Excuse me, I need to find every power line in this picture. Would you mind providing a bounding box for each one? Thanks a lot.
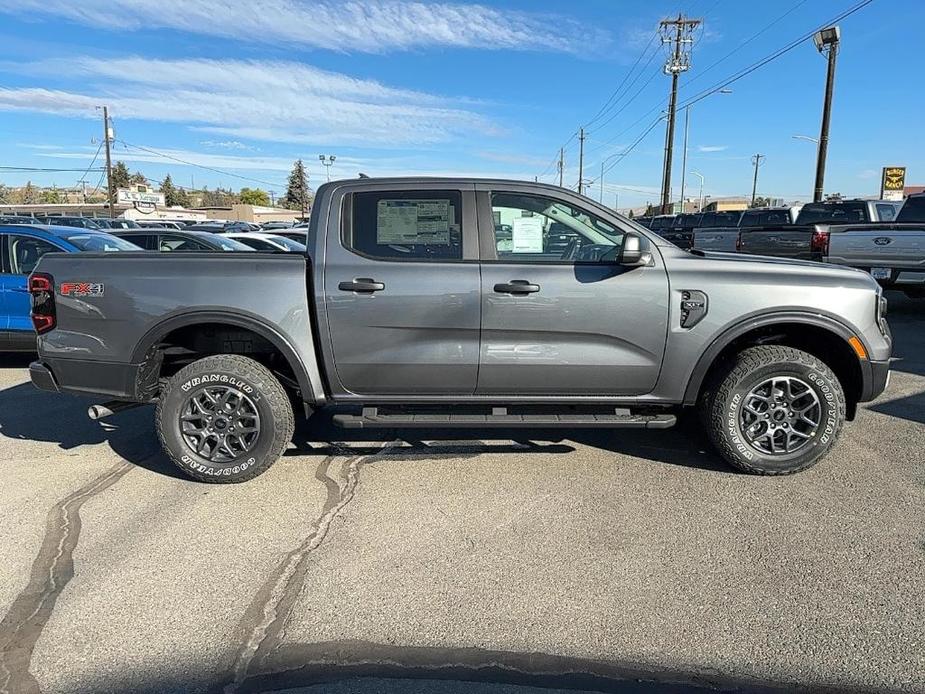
[682,0,810,90]
[76,140,105,186]
[584,31,660,130]
[116,139,287,189]
[585,49,662,137]
[0,166,106,172]
[676,0,874,111]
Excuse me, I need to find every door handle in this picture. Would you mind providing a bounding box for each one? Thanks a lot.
[494,280,540,294]
[338,278,385,293]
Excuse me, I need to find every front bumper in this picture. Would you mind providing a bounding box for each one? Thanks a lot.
[29,358,146,400]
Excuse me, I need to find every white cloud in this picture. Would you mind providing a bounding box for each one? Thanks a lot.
[0,57,497,146]
[0,0,608,55]
[697,145,728,153]
[200,140,257,151]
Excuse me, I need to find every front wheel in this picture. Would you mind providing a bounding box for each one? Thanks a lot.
[704,346,846,475]
[155,355,294,483]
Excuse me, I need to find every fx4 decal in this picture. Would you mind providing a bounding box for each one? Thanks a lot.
[60,282,105,297]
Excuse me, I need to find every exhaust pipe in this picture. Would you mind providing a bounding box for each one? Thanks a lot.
[87,401,143,420]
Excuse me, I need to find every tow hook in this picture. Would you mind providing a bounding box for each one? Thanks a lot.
[87,401,143,420]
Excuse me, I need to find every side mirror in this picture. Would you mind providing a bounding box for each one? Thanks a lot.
[618,232,652,267]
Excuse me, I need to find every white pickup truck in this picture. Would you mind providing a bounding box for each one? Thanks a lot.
[825,194,925,299]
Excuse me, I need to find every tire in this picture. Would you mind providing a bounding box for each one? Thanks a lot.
[155,355,294,483]
[703,346,846,475]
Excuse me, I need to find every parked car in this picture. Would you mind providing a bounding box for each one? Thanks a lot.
[35,215,102,230]
[692,208,798,253]
[265,230,308,244]
[0,215,37,225]
[187,221,254,234]
[633,216,653,228]
[1,224,139,351]
[111,229,253,252]
[739,199,904,260]
[93,218,141,230]
[260,221,295,231]
[225,232,307,252]
[134,220,182,229]
[895,192,925,223]
[30,178,891,483]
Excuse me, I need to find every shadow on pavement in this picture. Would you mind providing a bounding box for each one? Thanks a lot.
[884,291,924,378]
[0,376,184,480]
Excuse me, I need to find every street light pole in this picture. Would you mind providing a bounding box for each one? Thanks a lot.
[812,26,840,202]
[690,170,704,211]
[319,154,336,182]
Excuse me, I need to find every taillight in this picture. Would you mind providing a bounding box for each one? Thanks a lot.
[29,272,56,334]
[811,229,830,256]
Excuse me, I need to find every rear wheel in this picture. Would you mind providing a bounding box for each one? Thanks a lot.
[155,355,294,483]
[703,346,845,475]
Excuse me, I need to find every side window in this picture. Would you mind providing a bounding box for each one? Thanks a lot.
[876,204,897,222]
[160,235,207,252]
[490,192,624,263]
[346,190,462,261]
[238,237,276,251]
[8,235,62,275]
[128,234,158,250]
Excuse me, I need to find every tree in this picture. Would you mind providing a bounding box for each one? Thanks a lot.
[174,187,191,208]
[749,196,771,208]
[161,174,184,207]
[129,171,147,186]
[21,181,38,204]
[199,186,239,207]
[111,161,131,190]
[40,188,63,204]
[0,183,10,204]
[239,187,270,206]
[284,159,309,214]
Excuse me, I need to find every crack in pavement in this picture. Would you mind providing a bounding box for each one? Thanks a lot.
[219,441,398,694]
[0,460,134,694]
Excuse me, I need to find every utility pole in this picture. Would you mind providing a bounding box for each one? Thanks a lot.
[102,106,114,218]
[751,154,765,206]
[557,148,564,187]
[813,26,840,202]
[679,106,690,211]
[599,161,605,203]
[659,14,701,215]
[577,127,585,195]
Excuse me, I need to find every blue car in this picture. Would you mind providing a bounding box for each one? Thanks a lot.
[0,224,140,351]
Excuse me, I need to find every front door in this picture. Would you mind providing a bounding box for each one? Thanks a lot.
[322,185,481,396]
[476,185,670,396]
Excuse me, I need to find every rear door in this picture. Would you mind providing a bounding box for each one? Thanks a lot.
[322,183,481,396]
[475,184,669,396]
[5,232,66,346]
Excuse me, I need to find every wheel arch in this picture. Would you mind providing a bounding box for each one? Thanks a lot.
[684,312,869,418]
[132,310,316,403]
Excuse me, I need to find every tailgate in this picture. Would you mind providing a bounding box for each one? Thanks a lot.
[691,228,738,252]
[739,226,814,259]
[826,224,925,270]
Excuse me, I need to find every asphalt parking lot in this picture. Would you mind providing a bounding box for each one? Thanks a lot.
[1,294,923,694]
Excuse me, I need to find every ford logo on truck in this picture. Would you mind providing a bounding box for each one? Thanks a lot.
[873,237,893,246]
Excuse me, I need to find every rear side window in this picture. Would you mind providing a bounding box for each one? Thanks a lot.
[796,203,867,224]
[875,203,897,222]
[898,196,925,223]
[742,210,792,226]
[7,235,62,274]
[346,190,462,261]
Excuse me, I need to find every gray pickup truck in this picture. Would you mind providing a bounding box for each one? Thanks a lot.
[29,178,892,483]
[824,193,925,299]
[738,199,903,260]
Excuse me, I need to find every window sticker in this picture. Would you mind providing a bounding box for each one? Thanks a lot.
[377,199,451,245]
[511,216,544,253]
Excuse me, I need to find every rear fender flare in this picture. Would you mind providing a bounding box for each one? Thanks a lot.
[132,310,316,403]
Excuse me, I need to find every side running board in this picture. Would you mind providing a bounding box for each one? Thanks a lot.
[332,407,676,430]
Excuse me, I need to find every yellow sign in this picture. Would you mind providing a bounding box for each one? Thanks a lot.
[881,166,906,192]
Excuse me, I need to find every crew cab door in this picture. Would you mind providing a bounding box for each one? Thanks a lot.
[321,183,481,396]
[475,184,669,395]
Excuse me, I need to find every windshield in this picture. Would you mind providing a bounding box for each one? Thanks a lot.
[196,232,253,251]
[63,233,141,251]
[268,235,307,251]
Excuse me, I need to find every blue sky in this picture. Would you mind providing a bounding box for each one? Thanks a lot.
[0,0,920,210]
